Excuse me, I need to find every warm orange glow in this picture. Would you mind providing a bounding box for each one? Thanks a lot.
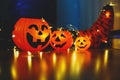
[67,48,70,53]
[39,74,47,80]
[97,29,100,32]
[13,46,19,61]
[9,49,92,80]
[104,49,109,68]
[105,11,111,18]
[12,18,51,51]
[55,57,66,80]
[39,60,47,80]
[27,51,32,71]
[115,13,120,17]
[27,51,32,56]
[104,40,108,43]
[41,18,45,22]
[52,53,57,66]
[50,30,73,50]
[113,39,120,49]
[40,60,48,74]
[70,51,91,77]
[72,51,77,62]
[12,34,15,38]
[95,57,101,73]
[109,2,115,6]
[74,36,91,51]
[39,52,43,60]
[11,64,17,80]
[101,39,108,43]
[70,51,81,75]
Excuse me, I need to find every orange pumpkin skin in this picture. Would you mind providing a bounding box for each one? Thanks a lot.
[50,30,73,50]
[12,18,51,51]
[74,36,91,51]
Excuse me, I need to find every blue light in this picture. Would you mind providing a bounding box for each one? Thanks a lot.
[57,0,102,30]
[15,0,32,16]
[57,0,80,29]
[16,2,22,6]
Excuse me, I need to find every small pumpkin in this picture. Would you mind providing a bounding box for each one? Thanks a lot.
[12,18,51,51]
[50,30,73,50]
[74,36,91,51]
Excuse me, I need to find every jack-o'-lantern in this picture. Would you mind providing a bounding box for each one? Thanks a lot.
[50,30,73,50]
[12,18,51,51]
[74,36,91,51]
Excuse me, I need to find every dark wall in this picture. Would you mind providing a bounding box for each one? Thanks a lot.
[0,0,57,49]
[0,0,57,24]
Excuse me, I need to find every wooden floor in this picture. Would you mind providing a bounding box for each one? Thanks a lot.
[0,48,120,80]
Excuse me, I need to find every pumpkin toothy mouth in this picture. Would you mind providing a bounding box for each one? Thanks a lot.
[78,45,87,48]
[51,42,66,48]
[27,33,50,48]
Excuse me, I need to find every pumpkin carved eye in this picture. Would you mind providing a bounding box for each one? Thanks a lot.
[41,25,48,30]
[83,40,86,42]
[61,34,66,38]
[29,24,38,30]
[78,40,80,42]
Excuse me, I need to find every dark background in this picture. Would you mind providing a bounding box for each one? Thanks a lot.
[0,0,57,49]
[0,0,57,24]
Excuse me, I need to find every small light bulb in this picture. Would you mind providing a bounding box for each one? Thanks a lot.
[12,35,15,38]
[105,12,110,18]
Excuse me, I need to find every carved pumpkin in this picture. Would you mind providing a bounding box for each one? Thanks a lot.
[50,30,73,50]
[12,18,51,51]
[74,36,91,51]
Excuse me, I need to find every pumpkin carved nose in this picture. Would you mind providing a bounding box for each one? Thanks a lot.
[55,37,60,41]
[38,31,42,35]
[80,42,83,45]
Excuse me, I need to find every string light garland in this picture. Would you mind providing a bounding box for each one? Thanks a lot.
[12,4,114,51]
[77,4,114,48]
[50,28,73,50]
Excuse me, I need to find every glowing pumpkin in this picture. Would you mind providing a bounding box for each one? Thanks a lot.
[12,18,51,51]
[74,36,91,51]
[50,30,73,50]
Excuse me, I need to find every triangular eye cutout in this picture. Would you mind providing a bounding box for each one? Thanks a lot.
[61,34,66,38]
[83,40,86,42]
